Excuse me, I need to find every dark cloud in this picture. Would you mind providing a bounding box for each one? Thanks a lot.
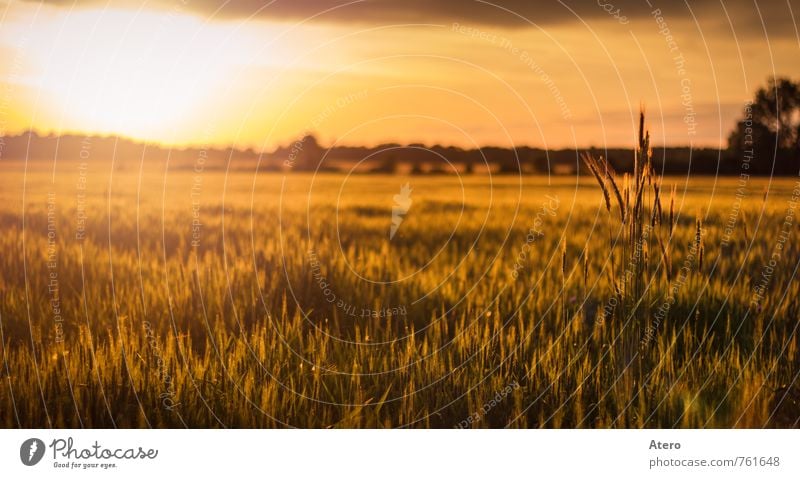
[178,0,658,25]
[21,0,800,36]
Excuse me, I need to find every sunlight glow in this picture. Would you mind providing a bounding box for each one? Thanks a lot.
[7,8,285,141]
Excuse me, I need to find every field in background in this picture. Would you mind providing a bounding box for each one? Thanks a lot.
[0,159,798,428]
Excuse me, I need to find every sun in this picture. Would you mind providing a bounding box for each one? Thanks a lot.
[20,8,262,142]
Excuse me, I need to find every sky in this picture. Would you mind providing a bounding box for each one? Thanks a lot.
[0,0,799,150]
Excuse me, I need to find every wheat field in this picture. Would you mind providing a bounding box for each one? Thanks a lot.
[1,147,799,428]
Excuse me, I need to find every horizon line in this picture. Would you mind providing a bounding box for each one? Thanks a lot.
[1,129,725,153]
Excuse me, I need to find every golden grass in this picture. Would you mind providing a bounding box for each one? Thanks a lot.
[0,143,798,428]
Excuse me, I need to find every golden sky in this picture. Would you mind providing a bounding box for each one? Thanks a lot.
[0,0,798,150]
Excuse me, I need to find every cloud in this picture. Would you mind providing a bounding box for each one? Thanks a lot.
[15,0,800,38]
[179,0,655,25]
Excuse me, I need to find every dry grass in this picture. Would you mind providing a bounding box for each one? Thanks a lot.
[0,131,798,427]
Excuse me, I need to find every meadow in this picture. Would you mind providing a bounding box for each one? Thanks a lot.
[0,150,799,428]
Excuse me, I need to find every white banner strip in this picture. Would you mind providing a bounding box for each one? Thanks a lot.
[1,429,797,477]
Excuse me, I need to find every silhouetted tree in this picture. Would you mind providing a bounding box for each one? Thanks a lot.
[293,134,322,171]
[728,77,800,174]
[373,154,398,173]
